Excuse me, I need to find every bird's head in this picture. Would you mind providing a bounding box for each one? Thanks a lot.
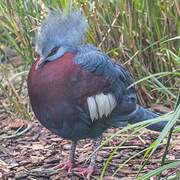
[35,9,88,69]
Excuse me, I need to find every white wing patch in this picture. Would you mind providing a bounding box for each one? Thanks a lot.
[87,93,117,122]
[87,96,99,120]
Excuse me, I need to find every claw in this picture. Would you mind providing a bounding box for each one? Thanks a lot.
[55,161,74,173]
[73,166,95,179]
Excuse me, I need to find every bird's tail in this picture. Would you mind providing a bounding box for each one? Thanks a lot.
[127,105,167,131]
[113,105,167,131]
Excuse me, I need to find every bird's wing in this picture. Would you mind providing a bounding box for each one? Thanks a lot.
[72,46,136,122]
[75,45,134,87]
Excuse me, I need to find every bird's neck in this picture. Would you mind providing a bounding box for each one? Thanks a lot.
[52,45,77,61]
[63,46,77,54]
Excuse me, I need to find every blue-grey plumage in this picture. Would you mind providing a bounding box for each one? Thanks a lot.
[28,9,168,178]
[74,44,167,134]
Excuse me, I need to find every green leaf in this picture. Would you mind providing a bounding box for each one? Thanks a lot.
[137,161,180,180]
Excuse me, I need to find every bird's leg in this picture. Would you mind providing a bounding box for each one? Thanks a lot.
[56,141,77,173]
[89,136,102,169]
[73,136,102,179]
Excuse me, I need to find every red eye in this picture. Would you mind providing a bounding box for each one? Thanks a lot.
[47,46,59,58]
[34,52,40,61]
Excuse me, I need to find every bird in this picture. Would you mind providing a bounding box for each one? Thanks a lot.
[27,9,167,178]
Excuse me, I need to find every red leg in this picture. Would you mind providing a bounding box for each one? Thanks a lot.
[73,166,95,179]
[73,137,102,179]
[56,141,76,173]
[56,161,74,173]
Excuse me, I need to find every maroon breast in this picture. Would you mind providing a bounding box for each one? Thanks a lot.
[27,52,77,129]
[27,52,109,140]
[28,52,75,102]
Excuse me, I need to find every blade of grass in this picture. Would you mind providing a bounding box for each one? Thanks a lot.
[137,161,180,180]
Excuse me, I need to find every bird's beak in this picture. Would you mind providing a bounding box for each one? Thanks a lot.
[35,57,46,70]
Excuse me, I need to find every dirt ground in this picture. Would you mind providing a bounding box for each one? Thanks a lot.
[0,112,180,180]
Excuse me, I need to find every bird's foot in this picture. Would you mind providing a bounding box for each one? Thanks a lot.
[55,161,74,173]
[73,166,95,179]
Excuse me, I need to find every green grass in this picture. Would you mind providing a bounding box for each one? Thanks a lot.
[0,0,179,179]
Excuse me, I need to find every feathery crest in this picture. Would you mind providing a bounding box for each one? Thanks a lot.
[35,9,88,54]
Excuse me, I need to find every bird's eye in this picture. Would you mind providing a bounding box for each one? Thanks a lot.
[34,52,40,58]
[47,46,59,58]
